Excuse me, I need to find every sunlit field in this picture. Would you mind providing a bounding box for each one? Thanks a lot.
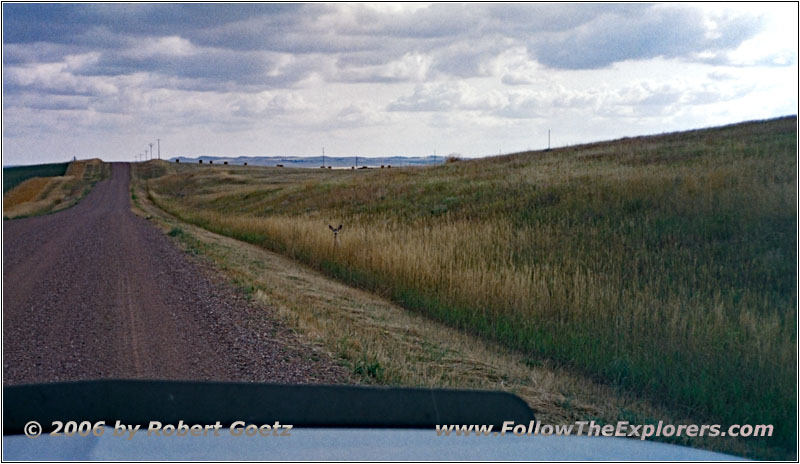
[3,159,109,219]
[2,162,69,193]
[142,116,797,457]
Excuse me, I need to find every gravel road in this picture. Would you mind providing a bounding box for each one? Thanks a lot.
[3,163,348,385]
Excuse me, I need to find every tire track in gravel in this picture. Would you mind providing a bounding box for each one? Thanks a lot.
[3,162,348,385]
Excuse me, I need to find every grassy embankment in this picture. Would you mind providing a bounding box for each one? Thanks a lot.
[3,159,110,219]
[3,162,69,192]
[142,116,796,459]
[132,171,704,448]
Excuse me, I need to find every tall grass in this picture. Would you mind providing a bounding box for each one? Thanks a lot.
[147,117,797,455]
[3,177,54,207]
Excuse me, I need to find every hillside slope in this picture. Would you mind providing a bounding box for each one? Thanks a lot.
[143,116,797,458]
[3,159,110,219]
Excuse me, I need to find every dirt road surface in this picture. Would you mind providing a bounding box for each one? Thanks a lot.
[3,163,347,385]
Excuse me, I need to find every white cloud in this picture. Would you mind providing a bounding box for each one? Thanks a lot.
[126,36,198,59]
[388,81,508,112]
[5,56,118,97]
[331,101,395,129]
[1,3,796,164]
[232,92,313,117]
[334,52,432,83]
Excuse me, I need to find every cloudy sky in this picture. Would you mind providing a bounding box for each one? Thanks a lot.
[2,3,797,164]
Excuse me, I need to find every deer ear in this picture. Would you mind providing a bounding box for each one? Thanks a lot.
[338,225,343,231]
[329,225,334,231]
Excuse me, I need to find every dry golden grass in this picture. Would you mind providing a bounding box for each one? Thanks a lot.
[130,170,769,458]
[3,159,109,219]
[138,117,797,459]
[64,160,86,178]
[3,177,54,209]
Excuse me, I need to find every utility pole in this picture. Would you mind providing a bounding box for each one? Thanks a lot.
[355,155,358,168]
[322,146,325,167]
[149,142,154,161]
[548,130,551,151]
[157,139,161,160]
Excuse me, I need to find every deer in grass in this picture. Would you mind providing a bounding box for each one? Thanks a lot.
[328,224,342,247]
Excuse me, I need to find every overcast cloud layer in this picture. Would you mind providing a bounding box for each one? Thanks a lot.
[2,3,797,164]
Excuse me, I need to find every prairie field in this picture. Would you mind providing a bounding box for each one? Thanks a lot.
[3,159,110,219]
[2,162,69,193]
[142,116,797,457]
